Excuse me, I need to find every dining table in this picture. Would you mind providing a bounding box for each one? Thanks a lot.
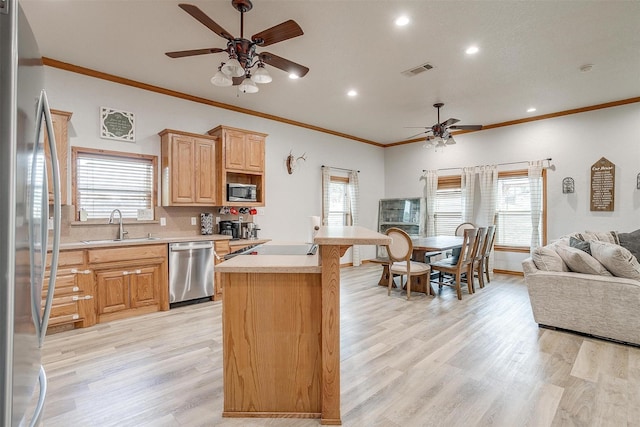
[374,235,464,292]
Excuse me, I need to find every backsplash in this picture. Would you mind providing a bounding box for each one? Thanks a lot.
[58,205,255,243]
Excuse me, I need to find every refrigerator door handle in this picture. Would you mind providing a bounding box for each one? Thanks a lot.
[28,366,48,427]
[35,90,61,347]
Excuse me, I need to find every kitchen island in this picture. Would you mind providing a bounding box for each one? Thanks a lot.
[216,226,390,425]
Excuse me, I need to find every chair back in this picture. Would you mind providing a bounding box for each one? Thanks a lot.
[471,227,487,262]
[385,228,412,263]
[482,225,496,258]
[456,228,478,267]
[455,222,476,236]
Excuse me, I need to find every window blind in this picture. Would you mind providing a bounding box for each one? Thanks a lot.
[495,175,541,246]
[327,179,351,226]
[76,152,154,219]
[435,188,462,235]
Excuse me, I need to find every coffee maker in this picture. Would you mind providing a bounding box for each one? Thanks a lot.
[219,220,234,238]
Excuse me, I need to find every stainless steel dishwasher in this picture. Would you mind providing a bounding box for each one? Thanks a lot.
[169,241,214,305]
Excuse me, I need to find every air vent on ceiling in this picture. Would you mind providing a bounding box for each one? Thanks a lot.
[401,62,434,77]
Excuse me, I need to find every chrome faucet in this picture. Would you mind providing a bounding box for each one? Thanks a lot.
[108,209,128,240]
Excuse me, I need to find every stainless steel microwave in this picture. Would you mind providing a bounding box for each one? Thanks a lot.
[227,183,257,202]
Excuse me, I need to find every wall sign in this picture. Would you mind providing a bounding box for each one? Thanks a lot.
[590,157,615,211]
[100,107,135,142]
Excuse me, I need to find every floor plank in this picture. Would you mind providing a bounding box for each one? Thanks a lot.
[37,265,640,426]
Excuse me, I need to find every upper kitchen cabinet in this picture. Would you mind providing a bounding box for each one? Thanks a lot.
[208,125,267,207]
[45,109,72,205]
[159,129,218,206]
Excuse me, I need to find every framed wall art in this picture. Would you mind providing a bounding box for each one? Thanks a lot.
[100,107,135,142]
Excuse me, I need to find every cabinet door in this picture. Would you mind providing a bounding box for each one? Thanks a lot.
[130,265,160,308]
[225,130,247,170]
[245,134,265,172]
[96,270,130,315]
[45,111,71,205]
[171,134,196,204]
[213,240,230,301]
[194,139,216,204]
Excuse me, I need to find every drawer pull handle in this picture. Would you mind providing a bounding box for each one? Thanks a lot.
[122,270,141,276]
[135,269,141,275]
[72,286,80,292]
[72,314,79,320]
[70,269,91,275]
[72,295,94,301]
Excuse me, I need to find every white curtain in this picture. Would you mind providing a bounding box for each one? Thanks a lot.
[528,160,544,252]
[321,167,331,225]
[478,165,498,226]
[347,170,361,266]
[424,170,438,237]
[461,166,476,223]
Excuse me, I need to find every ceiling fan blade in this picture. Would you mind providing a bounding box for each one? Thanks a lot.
[179,3,235,41]
[259,52,309,77]
[252,20,304,46]
[440,118,460,127]
[406,130,431,139]
[449,124,483,131]
[165,47,226,58]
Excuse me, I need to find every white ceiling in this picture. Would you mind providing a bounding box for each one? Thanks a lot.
[21,0,640,145]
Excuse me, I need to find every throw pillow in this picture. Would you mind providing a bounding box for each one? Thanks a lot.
[589,241,640,281]
[617,228,640,262]
[569,236,591,255]
[554,245,612,276]
[532,246,568,272]
[575,231,620,244]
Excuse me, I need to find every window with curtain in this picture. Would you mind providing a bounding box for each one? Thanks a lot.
[326,176,352,226]
[434,175,462,235]
[495,170,544,247]
[73,147,157,220]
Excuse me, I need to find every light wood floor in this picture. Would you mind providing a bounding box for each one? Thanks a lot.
[39,265,640,427]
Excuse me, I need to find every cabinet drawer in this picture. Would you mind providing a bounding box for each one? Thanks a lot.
[88,244,167,264]
[46,250,84,268]
[46,300,79,319]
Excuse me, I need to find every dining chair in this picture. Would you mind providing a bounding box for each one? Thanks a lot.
[385,228,431,300]
[429,228,477,300]
[465,227,487,292]
[478,225,496,286]
[455,222,476,236]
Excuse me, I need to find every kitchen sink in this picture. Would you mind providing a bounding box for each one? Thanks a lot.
[81,237,161,244]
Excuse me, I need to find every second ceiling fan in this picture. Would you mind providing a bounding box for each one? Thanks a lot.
[408,103,483,148]
[166,1,309,92]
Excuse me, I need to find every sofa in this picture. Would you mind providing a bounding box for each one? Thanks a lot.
[522,230,640,346]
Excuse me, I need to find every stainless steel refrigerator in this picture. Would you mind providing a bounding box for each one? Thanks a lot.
[1,1,61,425]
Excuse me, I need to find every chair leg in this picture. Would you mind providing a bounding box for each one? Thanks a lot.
[454,272,462,300]
[388,271,393,296]
[484,259,491,284]
[406,275,411,300]
[477,263,484,289]
[466,266,474,294]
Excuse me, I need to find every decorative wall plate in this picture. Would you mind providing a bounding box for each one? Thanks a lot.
[100,107,135,142]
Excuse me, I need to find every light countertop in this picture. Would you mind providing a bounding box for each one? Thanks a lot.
[57,235,268,251]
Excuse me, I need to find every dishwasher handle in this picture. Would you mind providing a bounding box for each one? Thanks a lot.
[170,241,213,252]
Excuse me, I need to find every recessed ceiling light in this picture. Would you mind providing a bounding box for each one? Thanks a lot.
[289,73,299,79]
[527,107,537,113]
[465,46,479,55]
[347,90,357,97]
[395,16,410,26]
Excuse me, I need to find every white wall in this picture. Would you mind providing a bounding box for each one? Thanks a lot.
[44,67,385,260]
[385,102,640,271]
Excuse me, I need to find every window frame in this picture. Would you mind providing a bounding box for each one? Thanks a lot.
[494,169,547,252]
[323,175,352,226]
[71,147,158,221]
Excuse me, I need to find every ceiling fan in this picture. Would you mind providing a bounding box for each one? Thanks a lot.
[407,103,483,148]
[165,1,309,93]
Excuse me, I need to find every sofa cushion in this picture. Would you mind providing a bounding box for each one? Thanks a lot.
[570,236,591,255]
[575,231,620,244]
[554,245,612,276]
[532,246,568,272]
[617,228,640,262]
[589,241,640,281]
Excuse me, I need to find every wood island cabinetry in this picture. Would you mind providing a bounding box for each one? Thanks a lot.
[207,125,266,206]
[159,129,218,206]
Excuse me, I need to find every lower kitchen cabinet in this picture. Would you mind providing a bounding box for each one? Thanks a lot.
[89,244,169,323]
[44,249,95,330]
[213,240,230,301]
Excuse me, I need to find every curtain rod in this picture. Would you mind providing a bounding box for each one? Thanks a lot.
[322,165,360,173]
[422,157,552,173]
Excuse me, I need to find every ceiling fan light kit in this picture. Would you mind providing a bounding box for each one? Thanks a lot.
[409,103,482,150]
[166,1,309,94]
